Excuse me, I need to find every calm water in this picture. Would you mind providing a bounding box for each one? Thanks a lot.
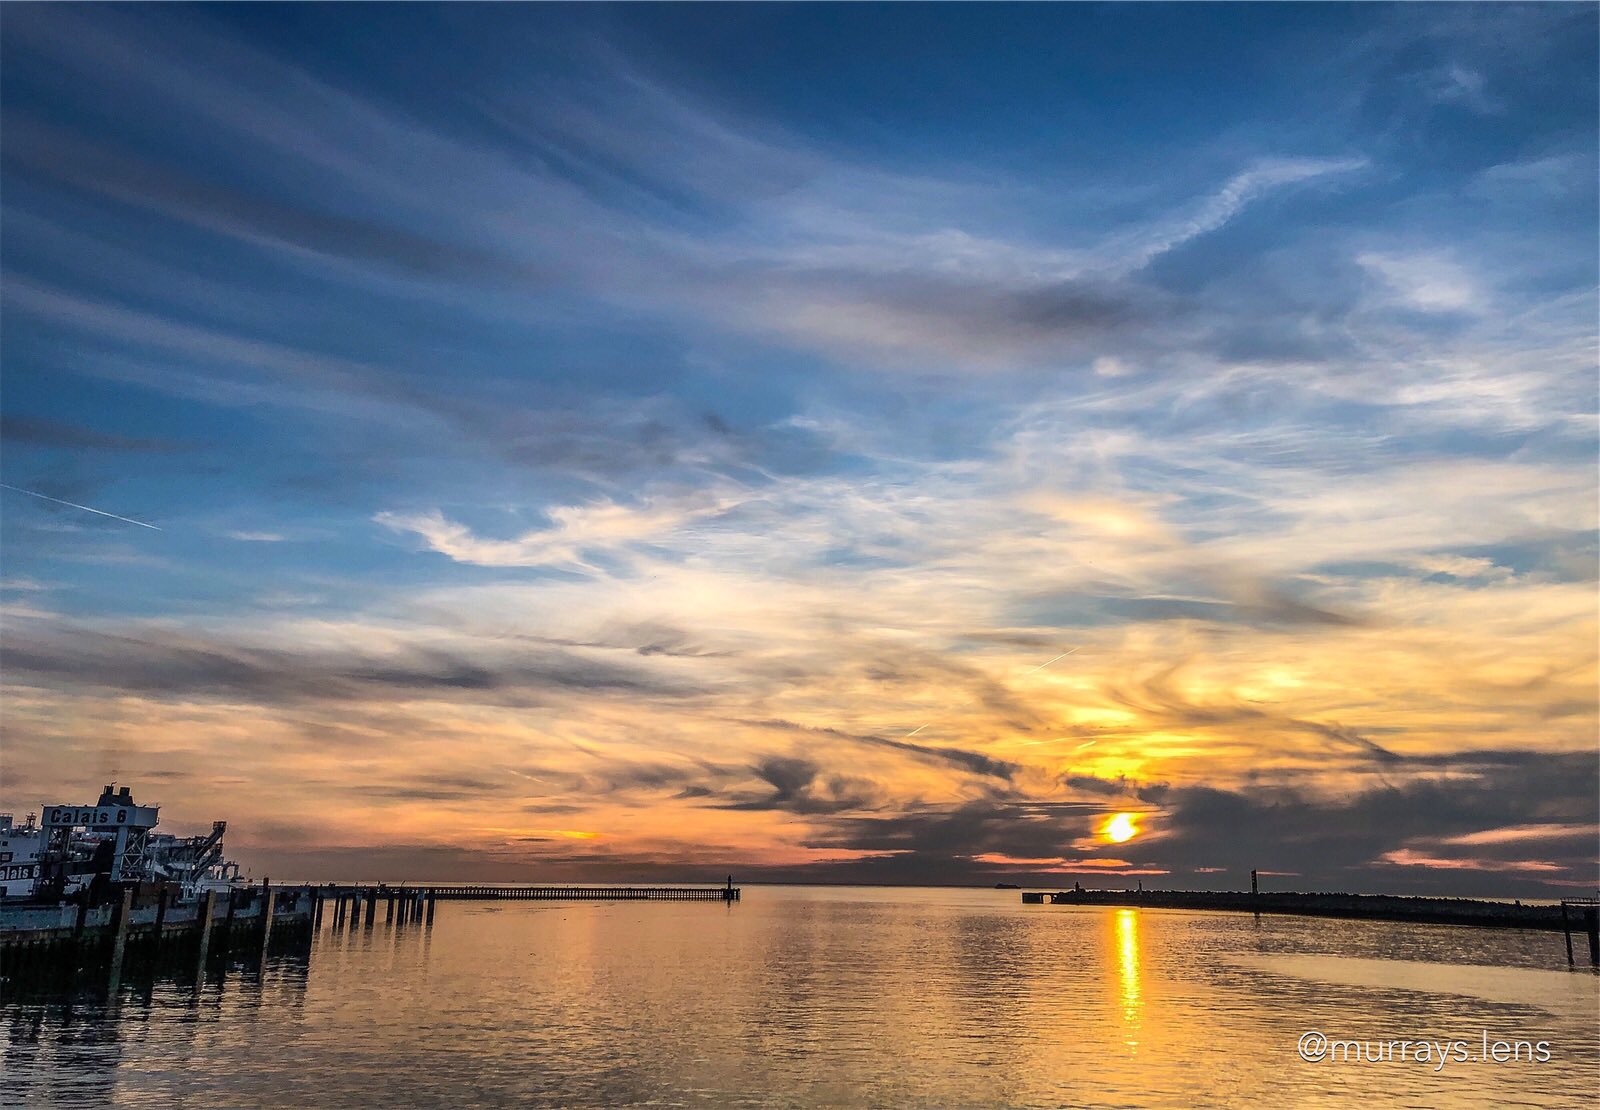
[3,885,1597,1108]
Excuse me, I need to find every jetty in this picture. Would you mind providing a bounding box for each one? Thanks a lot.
[330,882,738,902]
[316,881,739,926]
[1021,888,1600,964]
[0,784,745,986]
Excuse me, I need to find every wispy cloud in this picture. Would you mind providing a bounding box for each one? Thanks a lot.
[1,4,1593,891]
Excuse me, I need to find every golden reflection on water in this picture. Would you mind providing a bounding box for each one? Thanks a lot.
[6,889,1597,1109]
[1114,908,1142,1043]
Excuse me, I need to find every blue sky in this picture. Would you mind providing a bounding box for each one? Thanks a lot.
[1,4,1595,892]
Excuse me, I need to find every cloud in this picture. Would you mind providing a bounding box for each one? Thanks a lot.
[1357,251,1482,313]
[1,116,545,285]
[1135,749,1599,894]
[1435,823,1599,847]
[742,718,1020,780]
[375,493,736,569]
[0,622,692,704]
[1376,849,1560,873]
[0,414,187,453]
[718,757,880,815]
[1111,157,1369,273]
[0,5,1592,893]
[1417,62,1500,115]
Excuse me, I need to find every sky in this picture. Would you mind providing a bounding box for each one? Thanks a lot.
[1,3,1596,896]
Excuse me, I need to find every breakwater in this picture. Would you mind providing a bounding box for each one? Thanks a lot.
[1025,888,1566,927]
[1022,888,1600,962]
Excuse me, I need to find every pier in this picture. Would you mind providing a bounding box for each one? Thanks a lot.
[321,881,740,909]
[3,878,742,974]
[0,882,318,982]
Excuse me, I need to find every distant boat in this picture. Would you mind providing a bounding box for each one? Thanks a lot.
[994,882,1021,889]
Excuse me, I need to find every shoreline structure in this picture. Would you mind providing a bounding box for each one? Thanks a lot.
[1024,887,1600,952]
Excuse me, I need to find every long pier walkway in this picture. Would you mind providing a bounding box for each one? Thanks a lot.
[313,882,737,931]
[326,883,739,903]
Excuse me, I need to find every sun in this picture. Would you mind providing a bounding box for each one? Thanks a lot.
[1102,812,1139,844]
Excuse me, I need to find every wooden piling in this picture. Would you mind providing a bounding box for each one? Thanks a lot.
[426,890,436,924]
[365,890,377,929]
[1586,907,1599,966]
[108,886,134,974]
[385,894,395,925]
[153,887,170,951]
[1562,903,1575,964]
[259,889,277,953]
[196,890,218,965]
[224,887,238,934]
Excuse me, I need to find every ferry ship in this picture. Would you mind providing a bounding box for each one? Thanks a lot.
[0,784,242,904]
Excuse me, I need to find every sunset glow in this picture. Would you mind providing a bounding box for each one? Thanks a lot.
[0,4,1594,898]
[1103,814,1141,845]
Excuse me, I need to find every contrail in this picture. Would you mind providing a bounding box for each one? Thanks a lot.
[1024,647,1078,673]
[1013,736,1101,750]
[904,647,1079,739]
[0,482,162,530]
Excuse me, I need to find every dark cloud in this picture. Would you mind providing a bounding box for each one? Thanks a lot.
[1061,774,1137,797]
[1134,749,1599,895]
[718,757,880,816]
[354,777,508,803]
[854,647,1054,735]
[1107,663,1401,763]
[0,415,189,453]
[738,749,1600,896]
[775,269,1171,364]
[567,759,736,798]
[862,734,1020,780]
[0,625,691,705]
[2,117,546,285]
[805,797,1100,860]
[742,718,1020,780]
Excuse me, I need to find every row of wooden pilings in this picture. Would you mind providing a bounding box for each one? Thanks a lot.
[1559,899,1600,966]
[0,883,306,984]
[108,883,314,976]
[317,886,436,931]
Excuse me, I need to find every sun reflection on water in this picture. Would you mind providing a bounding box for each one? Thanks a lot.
[1115,908,1142,1045]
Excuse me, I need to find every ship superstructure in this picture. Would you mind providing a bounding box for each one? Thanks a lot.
[15,785,242,902]
[0,813,42,898]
